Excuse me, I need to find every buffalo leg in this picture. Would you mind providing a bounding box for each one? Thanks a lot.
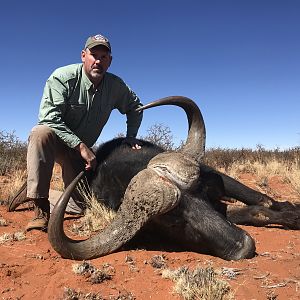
[227,205,300,229]
[201,165,274,207]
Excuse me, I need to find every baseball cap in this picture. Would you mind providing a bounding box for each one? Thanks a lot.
[84,34,111,51]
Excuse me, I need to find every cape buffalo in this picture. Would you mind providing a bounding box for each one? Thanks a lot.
[48,96,290,261]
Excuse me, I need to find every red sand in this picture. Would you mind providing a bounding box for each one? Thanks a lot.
[0,175,299,300]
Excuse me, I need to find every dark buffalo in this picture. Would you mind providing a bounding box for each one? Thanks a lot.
[45,96,298,261]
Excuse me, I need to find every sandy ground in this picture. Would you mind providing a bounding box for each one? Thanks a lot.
[0,174,299,300]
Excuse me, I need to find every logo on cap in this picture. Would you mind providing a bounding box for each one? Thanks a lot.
[93,34,108,42]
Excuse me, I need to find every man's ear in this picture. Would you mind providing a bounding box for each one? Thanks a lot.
[81,50,86,63]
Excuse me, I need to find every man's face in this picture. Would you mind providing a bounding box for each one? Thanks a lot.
[81,45,112,85]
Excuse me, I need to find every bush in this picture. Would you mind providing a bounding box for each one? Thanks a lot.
[0,130,27,175]
[141,123,175,151]
[203,145,300,172]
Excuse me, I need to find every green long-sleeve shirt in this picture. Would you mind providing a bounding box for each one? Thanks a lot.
[38,63,143,148]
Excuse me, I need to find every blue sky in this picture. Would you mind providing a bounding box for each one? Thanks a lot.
[1,0,299,149]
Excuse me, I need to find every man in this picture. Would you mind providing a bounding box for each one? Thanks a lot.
[24,34,143,231]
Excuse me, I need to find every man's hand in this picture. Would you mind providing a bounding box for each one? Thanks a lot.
[122,137,142,150]
[75,143,97,171]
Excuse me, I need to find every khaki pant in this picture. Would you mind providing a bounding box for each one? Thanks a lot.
[27,125,86,212]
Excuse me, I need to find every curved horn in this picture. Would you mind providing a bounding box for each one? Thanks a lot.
[48,171,86,259]
[137,96,206,162]
[48,168,180,260]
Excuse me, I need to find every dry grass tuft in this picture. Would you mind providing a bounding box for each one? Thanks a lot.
[0,217,8,226]
[72,260,96,275]
[149,254,168,269]
[62,287,135,300]
[5,169,27,200]
[162,266,233,300]
[280,160,300,195]
[0,200,8,206]
[0,231,26,244]
[72,261,115,284]
[71,181,116,237]
[62,287,104,300]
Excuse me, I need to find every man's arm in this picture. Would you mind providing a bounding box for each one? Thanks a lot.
[38,74,82,149]
[118,85,143,150]
[115,81,143,141]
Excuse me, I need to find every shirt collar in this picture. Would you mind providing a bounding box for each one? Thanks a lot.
[81,66,94,91]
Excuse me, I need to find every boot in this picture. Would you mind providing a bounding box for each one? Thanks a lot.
[25,198,50,232]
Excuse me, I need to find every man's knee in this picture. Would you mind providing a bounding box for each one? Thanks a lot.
[29,125,56,145]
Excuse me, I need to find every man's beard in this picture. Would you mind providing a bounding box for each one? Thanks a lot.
[91,67,104,78]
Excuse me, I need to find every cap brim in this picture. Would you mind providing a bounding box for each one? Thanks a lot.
[87,42,111,51]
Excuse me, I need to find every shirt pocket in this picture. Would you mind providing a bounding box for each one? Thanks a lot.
[65,104,87,130]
